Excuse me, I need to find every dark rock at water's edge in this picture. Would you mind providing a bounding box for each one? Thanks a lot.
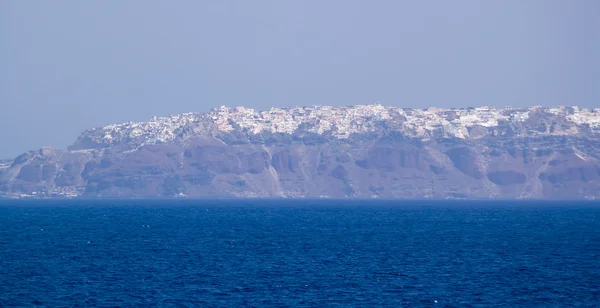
[2,105,600,199]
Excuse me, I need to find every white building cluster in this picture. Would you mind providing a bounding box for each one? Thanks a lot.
[85,112,201,147]
[566,107,600,130]
[81,104,600,148]
[212,104,392,138]
[211,104,600,139]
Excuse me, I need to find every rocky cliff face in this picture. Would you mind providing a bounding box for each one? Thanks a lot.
[2,105,600,199]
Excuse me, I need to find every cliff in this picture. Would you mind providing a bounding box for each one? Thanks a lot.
[2,105,599,199]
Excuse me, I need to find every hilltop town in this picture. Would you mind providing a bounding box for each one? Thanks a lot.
[74,105,600,150]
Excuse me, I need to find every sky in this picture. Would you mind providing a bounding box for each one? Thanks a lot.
[1,1,599,158]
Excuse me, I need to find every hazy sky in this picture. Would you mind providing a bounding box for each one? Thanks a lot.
[1,1,599,157]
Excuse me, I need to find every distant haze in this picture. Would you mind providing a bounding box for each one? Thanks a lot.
[1,0,599,158]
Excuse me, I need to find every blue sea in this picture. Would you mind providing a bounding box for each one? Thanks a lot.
[0,200,599,307]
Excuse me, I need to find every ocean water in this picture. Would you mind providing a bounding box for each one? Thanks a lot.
[0,200,598,307]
